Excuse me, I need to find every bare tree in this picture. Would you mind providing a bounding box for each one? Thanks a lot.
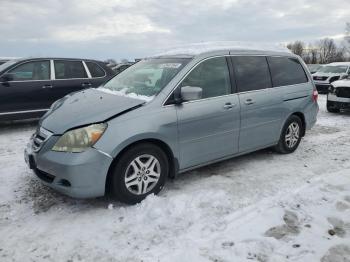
[309,48,319,64]
[333,45,347,62]
[287,41,305,57]
[288,37,348,64]
[318,38,338,63]
[104,59,117,66]
[345,22,350,46]
[343,22,350,60]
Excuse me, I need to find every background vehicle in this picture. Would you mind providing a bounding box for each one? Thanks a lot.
[0,57,19,65]
[307,64,322,74]
[25,46,318,204]
[327,76,350,113]
[0,57,115,121]
[312,62,350,94]
[112,62,134,74]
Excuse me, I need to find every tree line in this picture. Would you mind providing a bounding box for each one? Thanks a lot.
[287,23,350,64]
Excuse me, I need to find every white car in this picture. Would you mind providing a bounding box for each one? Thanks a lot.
[312,62,350,94]
[327,76,350,113]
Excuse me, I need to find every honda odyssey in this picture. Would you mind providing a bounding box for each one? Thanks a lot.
[25,46,319,204]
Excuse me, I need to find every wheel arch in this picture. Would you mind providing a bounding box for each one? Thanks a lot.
[105,138,178,195]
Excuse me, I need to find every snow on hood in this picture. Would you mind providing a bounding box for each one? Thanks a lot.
[313,72,347,77]
[39,88,145,134]
[98,87,155,102]
[153,41,291,56]
[331,79,350,88]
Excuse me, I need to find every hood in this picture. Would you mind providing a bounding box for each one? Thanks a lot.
[312,72,346,77]
[39,88,145,134]
[332,79,350,88]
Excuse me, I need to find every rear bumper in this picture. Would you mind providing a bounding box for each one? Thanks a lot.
[305,102,319,131]
[25,136,113,198]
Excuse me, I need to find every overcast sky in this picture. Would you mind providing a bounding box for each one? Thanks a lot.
[0,0,349,61]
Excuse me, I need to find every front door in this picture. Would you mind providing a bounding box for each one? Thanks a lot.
[0,60,52,114]
[175,57,240,169]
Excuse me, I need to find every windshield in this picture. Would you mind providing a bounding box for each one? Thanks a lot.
[0,60,18,72]
[318,65,348,74]
[307,64,321,71]
[100,58,190,101]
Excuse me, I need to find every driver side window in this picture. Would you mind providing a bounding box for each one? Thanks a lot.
[179,57,231,100]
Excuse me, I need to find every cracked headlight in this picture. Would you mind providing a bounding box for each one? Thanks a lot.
[52,123,107,153]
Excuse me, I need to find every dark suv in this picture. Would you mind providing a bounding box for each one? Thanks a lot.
[0,58,115,121]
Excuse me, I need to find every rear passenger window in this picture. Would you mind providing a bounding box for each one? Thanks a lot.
[180,57,231,100]
[54,60,87,79]
[232,56,271,92]
[267,57,308,86]
[85,62,105,77]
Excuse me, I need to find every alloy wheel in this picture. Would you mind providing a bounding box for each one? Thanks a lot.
[124,154,161,195]
[285,122,300,148]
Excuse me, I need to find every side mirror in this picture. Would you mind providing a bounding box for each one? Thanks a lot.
[180,86,202,102]
[0,73,14,82]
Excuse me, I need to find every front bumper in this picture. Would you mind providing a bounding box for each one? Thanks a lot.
[25,132,113,198]
[327,94,350,109]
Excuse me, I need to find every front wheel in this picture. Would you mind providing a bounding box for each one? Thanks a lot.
[110,143,168,204]
[274,115,303,154]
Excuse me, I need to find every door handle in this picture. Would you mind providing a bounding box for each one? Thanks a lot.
[244,99,255,105]
[81,82,92,87]
[223,102,235,109]
[42,85,53,89]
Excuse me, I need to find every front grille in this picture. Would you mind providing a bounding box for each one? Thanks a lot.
[32,127,53,152]
[336,87,350,98]
[313,76,328,81]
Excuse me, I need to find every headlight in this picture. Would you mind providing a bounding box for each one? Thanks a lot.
[52,123,107,153]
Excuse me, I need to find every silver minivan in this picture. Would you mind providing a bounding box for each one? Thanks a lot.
[25,46,319,204]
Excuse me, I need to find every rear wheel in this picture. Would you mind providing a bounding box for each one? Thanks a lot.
[327,100,340,113]
[274,115,303,154]
[110,143,168,204]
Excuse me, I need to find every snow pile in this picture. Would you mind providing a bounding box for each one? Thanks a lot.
[0,95,350,261]
[154,41,291,56]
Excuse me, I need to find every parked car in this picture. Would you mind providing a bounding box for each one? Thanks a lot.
[0,57,18,65]
[112,62,134,74]
[25,47,318,204]
[327,76,350,112]
[312,62,350,94]
[0,57,115,121]
[307,64,322,74]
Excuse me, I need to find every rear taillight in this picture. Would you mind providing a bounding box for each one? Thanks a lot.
[312,90,318,102]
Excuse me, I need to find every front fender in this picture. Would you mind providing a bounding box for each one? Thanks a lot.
[93,105,179,161]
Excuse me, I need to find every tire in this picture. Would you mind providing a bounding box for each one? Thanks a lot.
[110,143,168,204]
[274,115,303,154]
[327,100,340,113]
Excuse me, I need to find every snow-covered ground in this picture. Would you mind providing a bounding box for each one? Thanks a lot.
[0,95,349,262]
